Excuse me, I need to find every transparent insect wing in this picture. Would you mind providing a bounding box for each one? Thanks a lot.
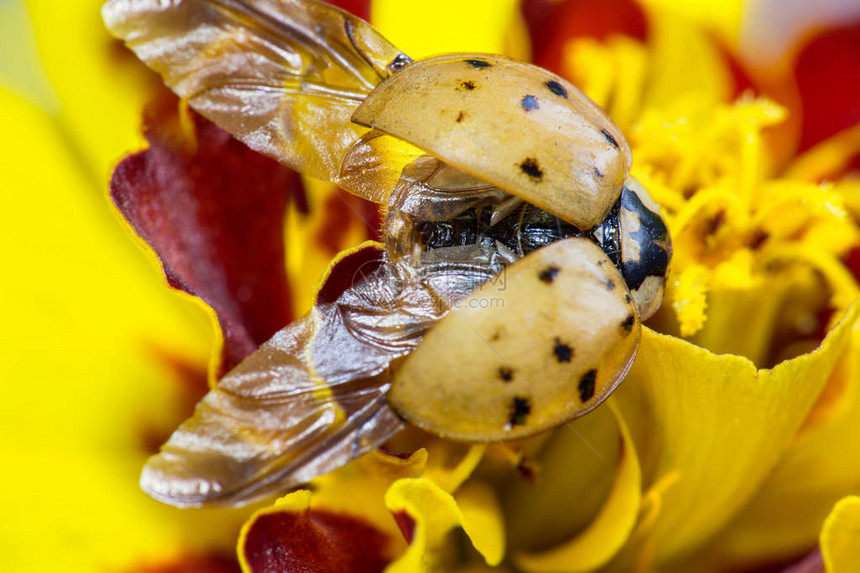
[141,309,399,507]
[352,54,632,229]
[102,0,414,204]
[389,237,641,441]
[140,243,449,507]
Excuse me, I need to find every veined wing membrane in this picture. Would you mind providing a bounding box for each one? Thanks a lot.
[141,309,405,507]
[103,0,412,202]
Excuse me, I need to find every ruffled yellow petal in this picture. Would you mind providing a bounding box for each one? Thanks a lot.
[503,407,621,553]
[514,404,641,573]
[311,448,427,539]
[821,496,860,573]
[238,488,400,572]
[385,478,505,571]
[670,323,860,571]
[423,443,488,494]
[456,481,507,567]
[606,303,859,569]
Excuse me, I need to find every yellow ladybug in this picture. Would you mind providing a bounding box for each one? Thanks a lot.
[103,0,671,506]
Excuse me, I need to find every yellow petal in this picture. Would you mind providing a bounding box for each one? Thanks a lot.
[638,0,745,46]
[641,7,733,112]
[514,403,641,573]
[423,443,488,494]
[371,0,520,58]
[686,276,828,367]
[312,448,428,540]
[456,481,506,567]
[385,478,504,571]
[607,303,859,569]
[672,325,860,570]
[0,87,247,571]
[26,0,159,182]
[821,496,860,573]
[560,36,649,134]
[503,405,621,552]
[0,0,55,109]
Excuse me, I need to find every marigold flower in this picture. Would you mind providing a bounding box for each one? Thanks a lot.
[4,0,860,572]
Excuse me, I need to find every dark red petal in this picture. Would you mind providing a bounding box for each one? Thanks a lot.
[391,510,416,545]
[521,0,648,72]
[132,553,240,573]
[777,550,825,573]
[746,549,824,573]
[794,22,860,151]
[110,93,303,375]
[315,244,384,305]
[719,41,757,99]
[329,0,371,20]
[845,246,860,283]
[316,189,382,255]
[242,509,392,573]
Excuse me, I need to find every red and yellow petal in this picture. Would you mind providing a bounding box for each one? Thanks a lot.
[237,450,425,572]
[239,490,396,573]
[385,478,505,572]
[109,94,303,376]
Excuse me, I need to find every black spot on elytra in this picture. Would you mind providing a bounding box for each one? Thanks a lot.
[579,369,597,402]
[508,397,531,427]
[620,314,635,333]
[553,338,573,363]
[521,95,539,111]
[498,366,514,382]
[600,128,620,149]
[545,80,568,99]
[459,80,477,91]
[594,167,605,179]
[606,279,616,290]
[539,265,560,283]
[456,110,466,123]
[465,58,492,68]
[520,158,543,181]
[625,293,632,304]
